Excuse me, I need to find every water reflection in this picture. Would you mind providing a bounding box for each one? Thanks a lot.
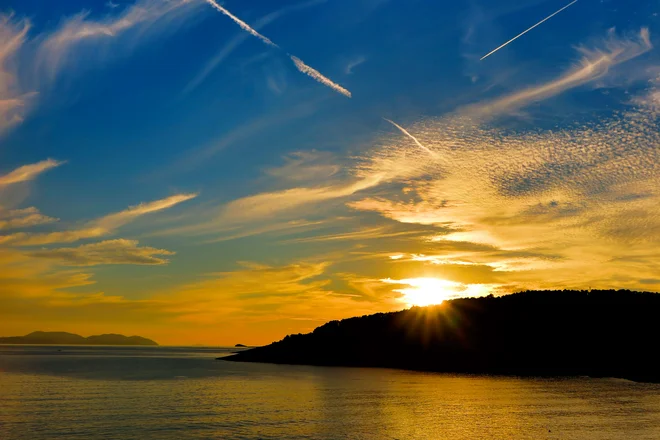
[1,346,659,439]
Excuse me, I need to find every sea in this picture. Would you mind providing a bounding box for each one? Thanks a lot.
[1,346,659,439]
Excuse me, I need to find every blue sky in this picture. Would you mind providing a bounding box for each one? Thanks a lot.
[1,0,659,344]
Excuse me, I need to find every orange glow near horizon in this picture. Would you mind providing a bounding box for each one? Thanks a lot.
[382,277,494,307]
[383,278,458,307]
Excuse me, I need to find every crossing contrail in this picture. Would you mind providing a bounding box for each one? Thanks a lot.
[481,0,578,61]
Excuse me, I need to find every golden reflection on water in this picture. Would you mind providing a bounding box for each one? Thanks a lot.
[1,349,660,439]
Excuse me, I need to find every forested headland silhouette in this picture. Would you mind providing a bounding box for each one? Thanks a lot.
[225,290,660,382]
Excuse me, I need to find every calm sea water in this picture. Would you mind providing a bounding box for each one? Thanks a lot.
[1,346,659,439]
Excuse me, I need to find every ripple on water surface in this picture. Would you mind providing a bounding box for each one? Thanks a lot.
[1,345,660,439]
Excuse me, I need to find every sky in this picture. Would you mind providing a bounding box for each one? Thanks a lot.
[0,0,658,346]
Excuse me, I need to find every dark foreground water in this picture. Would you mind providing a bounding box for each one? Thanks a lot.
[1,346,659,439]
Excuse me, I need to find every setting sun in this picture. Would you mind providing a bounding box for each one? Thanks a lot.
[382,278,495,307]
[382,278,462,307]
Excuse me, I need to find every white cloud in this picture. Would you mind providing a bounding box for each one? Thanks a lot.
[0,15,31,136]
[1,0,205,133]
[38,0,204,79]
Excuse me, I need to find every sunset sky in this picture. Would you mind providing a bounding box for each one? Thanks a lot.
[1,0,658,345]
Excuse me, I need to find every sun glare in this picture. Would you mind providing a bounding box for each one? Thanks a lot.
[382,277,493,307]
[382,277,458,307]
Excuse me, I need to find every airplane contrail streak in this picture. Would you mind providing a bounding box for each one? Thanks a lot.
[383,118,434,156]
[291,56,352,98]
[204,0,279,48]
[202,0,352,98]
[480,0,578,61]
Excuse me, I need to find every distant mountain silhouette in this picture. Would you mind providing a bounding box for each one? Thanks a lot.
[224,290,660,382]
[0,331,158,346]
[235,344,247,347]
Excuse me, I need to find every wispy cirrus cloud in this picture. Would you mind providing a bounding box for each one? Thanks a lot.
[215,175,382,225]
[28,239,175,266]
[0,193,197,246]
[38,0,204,78]
[1,0,204,135]
[0,16,31,135]
[345,55,366,75]
[0,159,64,186]
[465,28,653,118]
[0,207,58,230]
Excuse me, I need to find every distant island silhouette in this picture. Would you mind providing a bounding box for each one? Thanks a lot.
[235,344,247,347]
[224,290,660,382]
[0,331,158,346]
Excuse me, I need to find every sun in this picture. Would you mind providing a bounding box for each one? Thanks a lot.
[382,277,493,307]
[382,277,461,307]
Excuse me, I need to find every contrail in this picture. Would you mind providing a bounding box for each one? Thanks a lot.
[383,118,434,156]
[481,0,578,61]
[291,56,352,98]
[204,0,278,48]
[202,0,352,98]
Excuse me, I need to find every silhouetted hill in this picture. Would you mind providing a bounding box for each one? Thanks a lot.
[225,290,660,382]
[0,331,158,346]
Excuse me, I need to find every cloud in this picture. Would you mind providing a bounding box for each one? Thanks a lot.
[217,175,382,224]
[0,159,64,186]
[38,0,204,78]
[0,207,58,230]
[0,193,197,246]
[265,151,341,182]
[337,44,660,293]
[150,160,383,240]
[345,55,366,75]
[348,198,453,226]
[28,239,175,266]
[147,260,400,343]
[0,16,31,135]
[1,1,205,134]
[284,226,428,243]
[465,28,653,118]
[94,193,198,231]
[290,56,352,98]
